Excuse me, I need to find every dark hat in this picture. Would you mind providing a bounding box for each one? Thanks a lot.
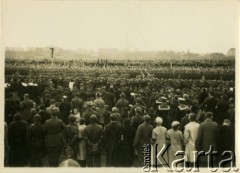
[90,114,97,122]
[33,114,41,123]
[144,115,151,123]
[68,114,76,123]
[110,113,118,121]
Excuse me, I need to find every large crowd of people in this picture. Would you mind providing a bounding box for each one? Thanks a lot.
[4,58,235,168]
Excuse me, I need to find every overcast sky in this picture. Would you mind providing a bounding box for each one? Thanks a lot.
[1,0,237,54]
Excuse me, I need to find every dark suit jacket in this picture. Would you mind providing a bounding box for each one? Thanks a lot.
[82,123,103,155]
[195,119,218,152]
[104,121,121,152]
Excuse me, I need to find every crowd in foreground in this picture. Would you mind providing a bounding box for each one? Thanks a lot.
[4,72,235,168]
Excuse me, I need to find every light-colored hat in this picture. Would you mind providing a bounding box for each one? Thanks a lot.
[155,117,163,125]
[171,121,180,127]
[178,98,185,102]
[86,101,94,106]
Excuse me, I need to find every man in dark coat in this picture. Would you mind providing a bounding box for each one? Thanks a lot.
[5,92,20,124]
[104,114,122,167]
[195,112,218,167]
[8,114,28,167]
[133,115,153,167]
[119,118,135,167]
[59,95,71,124]
[28,114,45,167]
[216,119,234,166]
[82,115,103,167]
[45,108,65,167]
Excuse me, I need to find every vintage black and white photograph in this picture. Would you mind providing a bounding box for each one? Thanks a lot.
[1,0,238,172]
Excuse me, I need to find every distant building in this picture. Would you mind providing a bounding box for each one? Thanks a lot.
[227,48,235,57]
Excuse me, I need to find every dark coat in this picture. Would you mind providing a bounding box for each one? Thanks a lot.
[45,117,65,147]
[59,100,71,124]
[195,119,218,162]
[28,123,45,159]
[20,99,34,123]
[216,125,234,153]
[119,124,135,166]
[82,123,103,155]
[104,121,122,166]
[8,120,28,166]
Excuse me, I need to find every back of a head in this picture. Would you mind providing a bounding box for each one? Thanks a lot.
[204,112,213,119]
[39,104,45,110]
[59,159,80,167]
[50,99,55,105]
[144,115,151,123]
[123,118,131,126]
[135,107,143,115]
[24,93,29,99]
[223,119,231,126]
[110,113,117,121]
[155,117,163,126]
[68,114,76,123]
[172,121,180,130]
[79,118,85,125]
[14,114,22,121]
[33,114,41,123]
[112,107,118,112]
[51,107,59,116]
[90,114,97,123]
[189,113,197,122]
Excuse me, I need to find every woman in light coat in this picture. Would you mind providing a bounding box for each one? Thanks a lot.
[183,113,199,167]
[167,121,184,168]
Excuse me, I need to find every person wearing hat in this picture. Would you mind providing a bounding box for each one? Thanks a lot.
[63,115,79,159]
[59,95,71,125]
[104,113,122,167]
[8,114,28,167]
[82,115,103,167]
[83,101,99,125]
[156,97,171,129]
[133,115,153,166]
[116,93,129,120]
[28,114,45,167]
[46,99,59,117]
[174,98,189,122]
[151,117,168,167]
[45,107,65,167]
[166,121,184,168]
[183,113,200,167]
[195,112,218,167]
